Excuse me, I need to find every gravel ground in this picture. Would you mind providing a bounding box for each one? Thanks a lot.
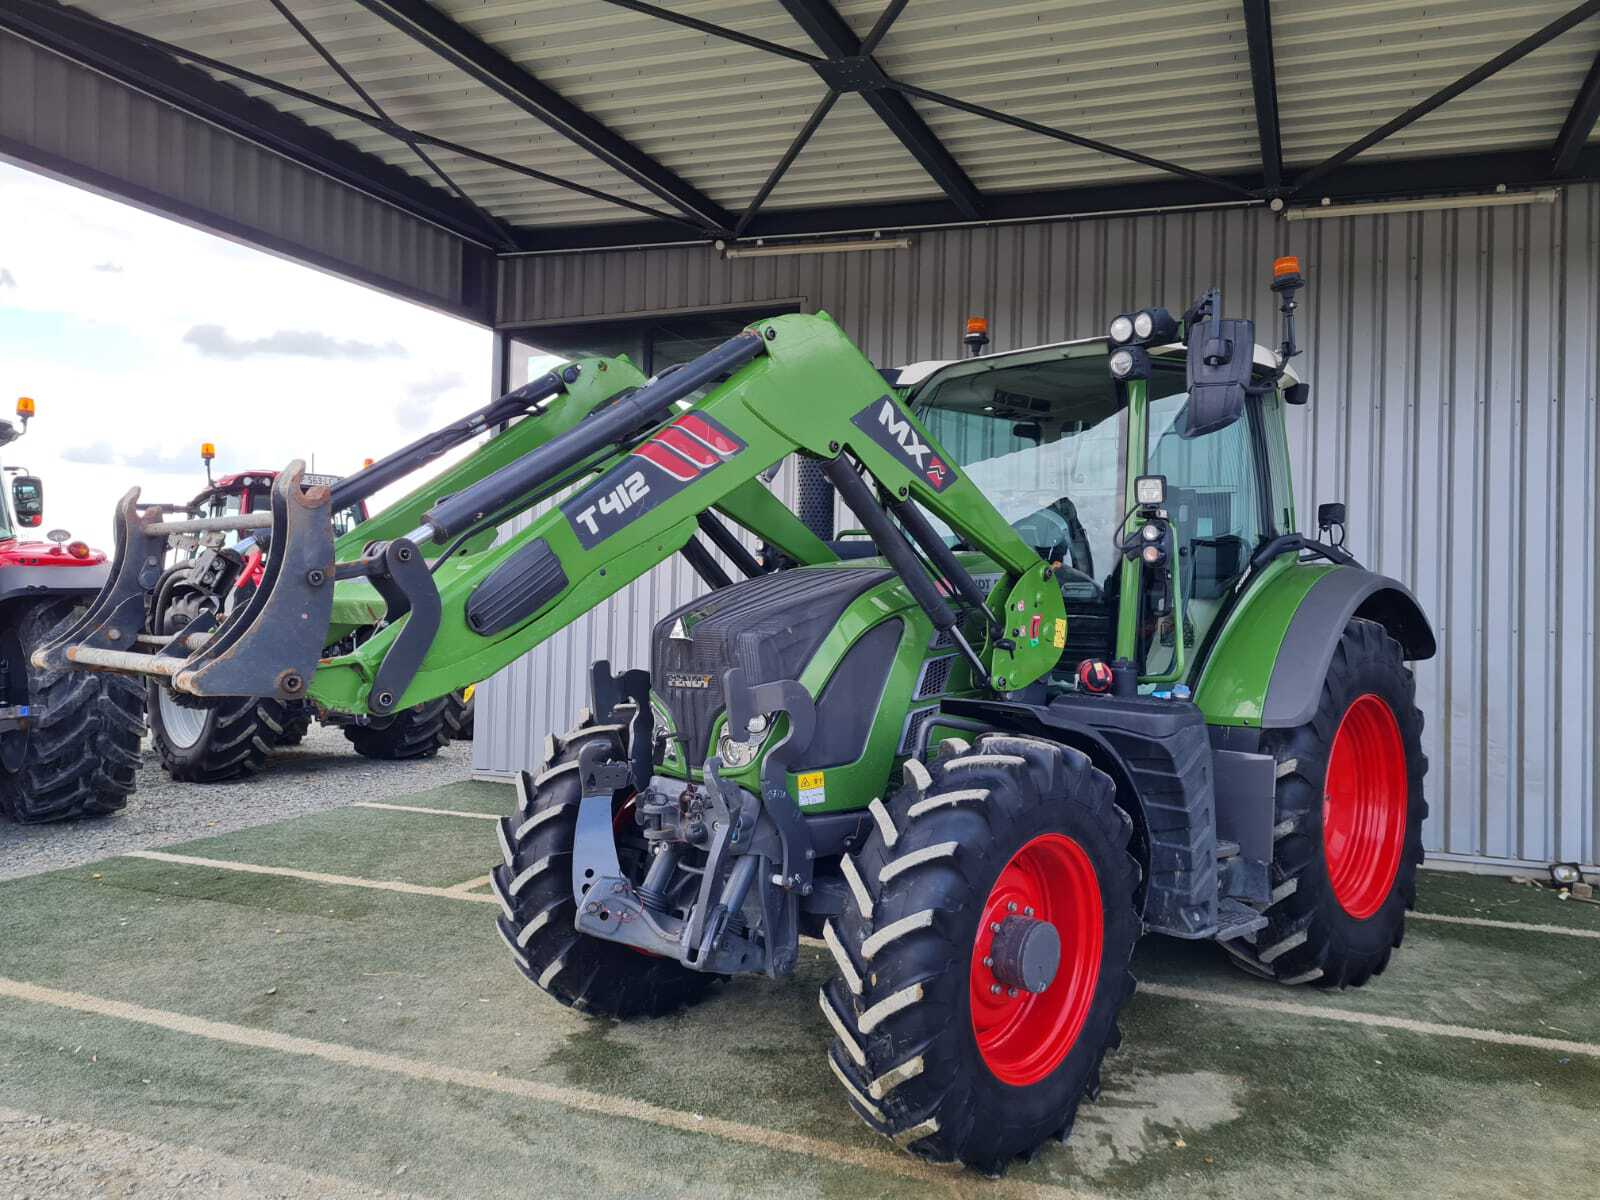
[0,724,477,882]
[0,1107,429,1199]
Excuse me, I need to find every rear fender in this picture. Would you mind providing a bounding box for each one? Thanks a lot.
[1196,562,1435,729]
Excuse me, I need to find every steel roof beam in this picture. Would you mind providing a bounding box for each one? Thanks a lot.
[1553,51,1600,174]
[777,0,984,220]
[349,0,733,233]
[0,0,501,248]
[1293,0,1600,192]
[6,1,691,230]
[1242,0,1284,193]
[263,0,518,252]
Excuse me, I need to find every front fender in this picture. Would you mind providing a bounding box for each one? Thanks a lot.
[1195,561,1435,729]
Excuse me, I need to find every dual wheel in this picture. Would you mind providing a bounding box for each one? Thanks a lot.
[491,618,1425,1173]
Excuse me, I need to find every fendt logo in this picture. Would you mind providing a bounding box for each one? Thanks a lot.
[851,395,956,492]
[562,413,746,549]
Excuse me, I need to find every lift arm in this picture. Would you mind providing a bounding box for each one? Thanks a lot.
[40,312,1063,716]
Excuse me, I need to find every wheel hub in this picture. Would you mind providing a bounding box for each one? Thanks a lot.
[987,915,1061,994]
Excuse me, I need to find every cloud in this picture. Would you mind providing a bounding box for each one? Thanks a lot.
[0,268,15,288]
[409,372,464,400]
[124,446,206,474]
[395,371,464,429]
[91,261,124,274]
[63,441,118,465]
[63,443,198,474]
[182,323,407,361]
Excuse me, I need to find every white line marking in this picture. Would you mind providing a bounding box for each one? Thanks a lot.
[1139,983,1600,1059]
[123,850,1600,946]
[1409,910,1600,941]
[124,851,498,906]
[0,977,1096,1198]
[352,802,498,821]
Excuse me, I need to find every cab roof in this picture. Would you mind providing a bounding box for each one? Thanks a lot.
[894,336,1301,392]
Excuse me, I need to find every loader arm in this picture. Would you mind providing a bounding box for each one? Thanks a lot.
[42,313,1063,718]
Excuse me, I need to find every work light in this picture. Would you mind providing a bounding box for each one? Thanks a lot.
[1108,315,1135,345]
[1134,475,1167,506]
[1549,862,1584,888]
[1108,346,1150,380]
[1132,307,1178,342]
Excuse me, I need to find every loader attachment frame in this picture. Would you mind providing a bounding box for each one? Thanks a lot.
[43,313,1065,719]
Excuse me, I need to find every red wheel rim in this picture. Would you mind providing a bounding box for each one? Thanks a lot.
[1322,693,1408,920]
[969,833,1103,1086]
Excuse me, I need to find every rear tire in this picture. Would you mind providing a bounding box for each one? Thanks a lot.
[0,599,143,823]
[491,717,717,1018]
[343,697,451,760]
[1224,618,1427,988]
[820,734,1139,1174]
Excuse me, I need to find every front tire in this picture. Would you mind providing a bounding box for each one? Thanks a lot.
[343,697,451,760]
[148,683,283,783]
[820,734,1139,1174]
[490,717,717,1018]
[1224,618,1427,988]
[0,599,143,823]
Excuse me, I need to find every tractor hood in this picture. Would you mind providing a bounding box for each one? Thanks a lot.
[0,537,108,567]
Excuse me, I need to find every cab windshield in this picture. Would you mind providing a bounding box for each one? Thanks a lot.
[912,350,1187,586]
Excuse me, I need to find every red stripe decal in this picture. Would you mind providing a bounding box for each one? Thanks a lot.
[674,414,740,456]
[655,427,719,468]
[632,441,700,481]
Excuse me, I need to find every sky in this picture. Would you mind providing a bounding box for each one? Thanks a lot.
[0,159,495,546]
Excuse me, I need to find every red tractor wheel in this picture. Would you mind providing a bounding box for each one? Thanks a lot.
[1224,618,1427,988]
[819,734,1138,1174]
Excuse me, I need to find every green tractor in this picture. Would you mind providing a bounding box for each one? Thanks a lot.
[44,258,1432,1172]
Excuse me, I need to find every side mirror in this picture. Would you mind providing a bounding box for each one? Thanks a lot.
[1182,317,1254,439]
[11,475,43,527]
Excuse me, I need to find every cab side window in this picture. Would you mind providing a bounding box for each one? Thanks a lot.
[1145,390,1271,661]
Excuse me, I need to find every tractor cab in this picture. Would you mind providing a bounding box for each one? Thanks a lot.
[904,286,1303,692]
[187,444,369,551]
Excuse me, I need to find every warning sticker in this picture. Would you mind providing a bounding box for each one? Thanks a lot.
[1053,618,1067,649]
[797,771,826,807]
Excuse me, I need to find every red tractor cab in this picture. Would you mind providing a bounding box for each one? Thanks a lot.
[0,397,143,823]
[191,444,369,542]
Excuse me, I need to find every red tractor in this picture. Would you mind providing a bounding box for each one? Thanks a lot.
[144,445,472,782]
[0,396,143,822]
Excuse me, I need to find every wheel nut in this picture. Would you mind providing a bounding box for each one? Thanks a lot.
[990,983,1002,995]
[1007,988,1018,998]
[990,921,1002,933]
[1024,906,1034,917]
[1007,901,1018,912]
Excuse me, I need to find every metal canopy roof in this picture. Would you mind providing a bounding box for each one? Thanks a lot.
[7,0,1600,253]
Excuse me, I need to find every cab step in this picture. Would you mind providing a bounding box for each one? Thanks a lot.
[1214,897,1268,942]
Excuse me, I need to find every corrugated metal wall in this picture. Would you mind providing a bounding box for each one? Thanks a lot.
[479,190,1600,871]
[0,31,473,317]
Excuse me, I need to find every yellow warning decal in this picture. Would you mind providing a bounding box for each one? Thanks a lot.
[1053,617,1067,649]
[797,771,826,807]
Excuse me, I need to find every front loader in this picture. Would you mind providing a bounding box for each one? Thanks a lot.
[44,258,1434,1172]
